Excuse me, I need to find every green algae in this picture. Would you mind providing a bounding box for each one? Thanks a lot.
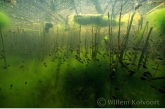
[0,12,11,29]
[44,22,53,33]
[147,8,165,35]
[74,14,123,27]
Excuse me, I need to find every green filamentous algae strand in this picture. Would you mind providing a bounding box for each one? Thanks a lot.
[0,0,165,108]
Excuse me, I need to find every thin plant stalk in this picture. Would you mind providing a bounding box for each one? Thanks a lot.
[91,26,94,59]
[108,12,111,72]
[137,27,153,70]
[119,12,135,64]
[0,29,7,69]
[153,64,159,77]
[116,2,123,68]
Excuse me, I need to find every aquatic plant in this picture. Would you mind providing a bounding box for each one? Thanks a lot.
[137,27,153,70]
[44,22,53,33]
[119,12,136,64]
[74,14,119,27]
[116,3,123,69]
[57,25,70,31]
[0,12,11,69]
[132,21,148,65]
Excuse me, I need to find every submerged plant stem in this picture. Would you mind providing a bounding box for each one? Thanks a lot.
[116,2,123,69]
[0,29,7,69]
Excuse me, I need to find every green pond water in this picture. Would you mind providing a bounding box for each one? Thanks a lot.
[0,0,165,108]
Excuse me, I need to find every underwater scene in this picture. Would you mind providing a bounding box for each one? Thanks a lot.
[0,0,165,108]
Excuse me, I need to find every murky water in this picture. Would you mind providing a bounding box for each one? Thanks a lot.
[0,0,165,108]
